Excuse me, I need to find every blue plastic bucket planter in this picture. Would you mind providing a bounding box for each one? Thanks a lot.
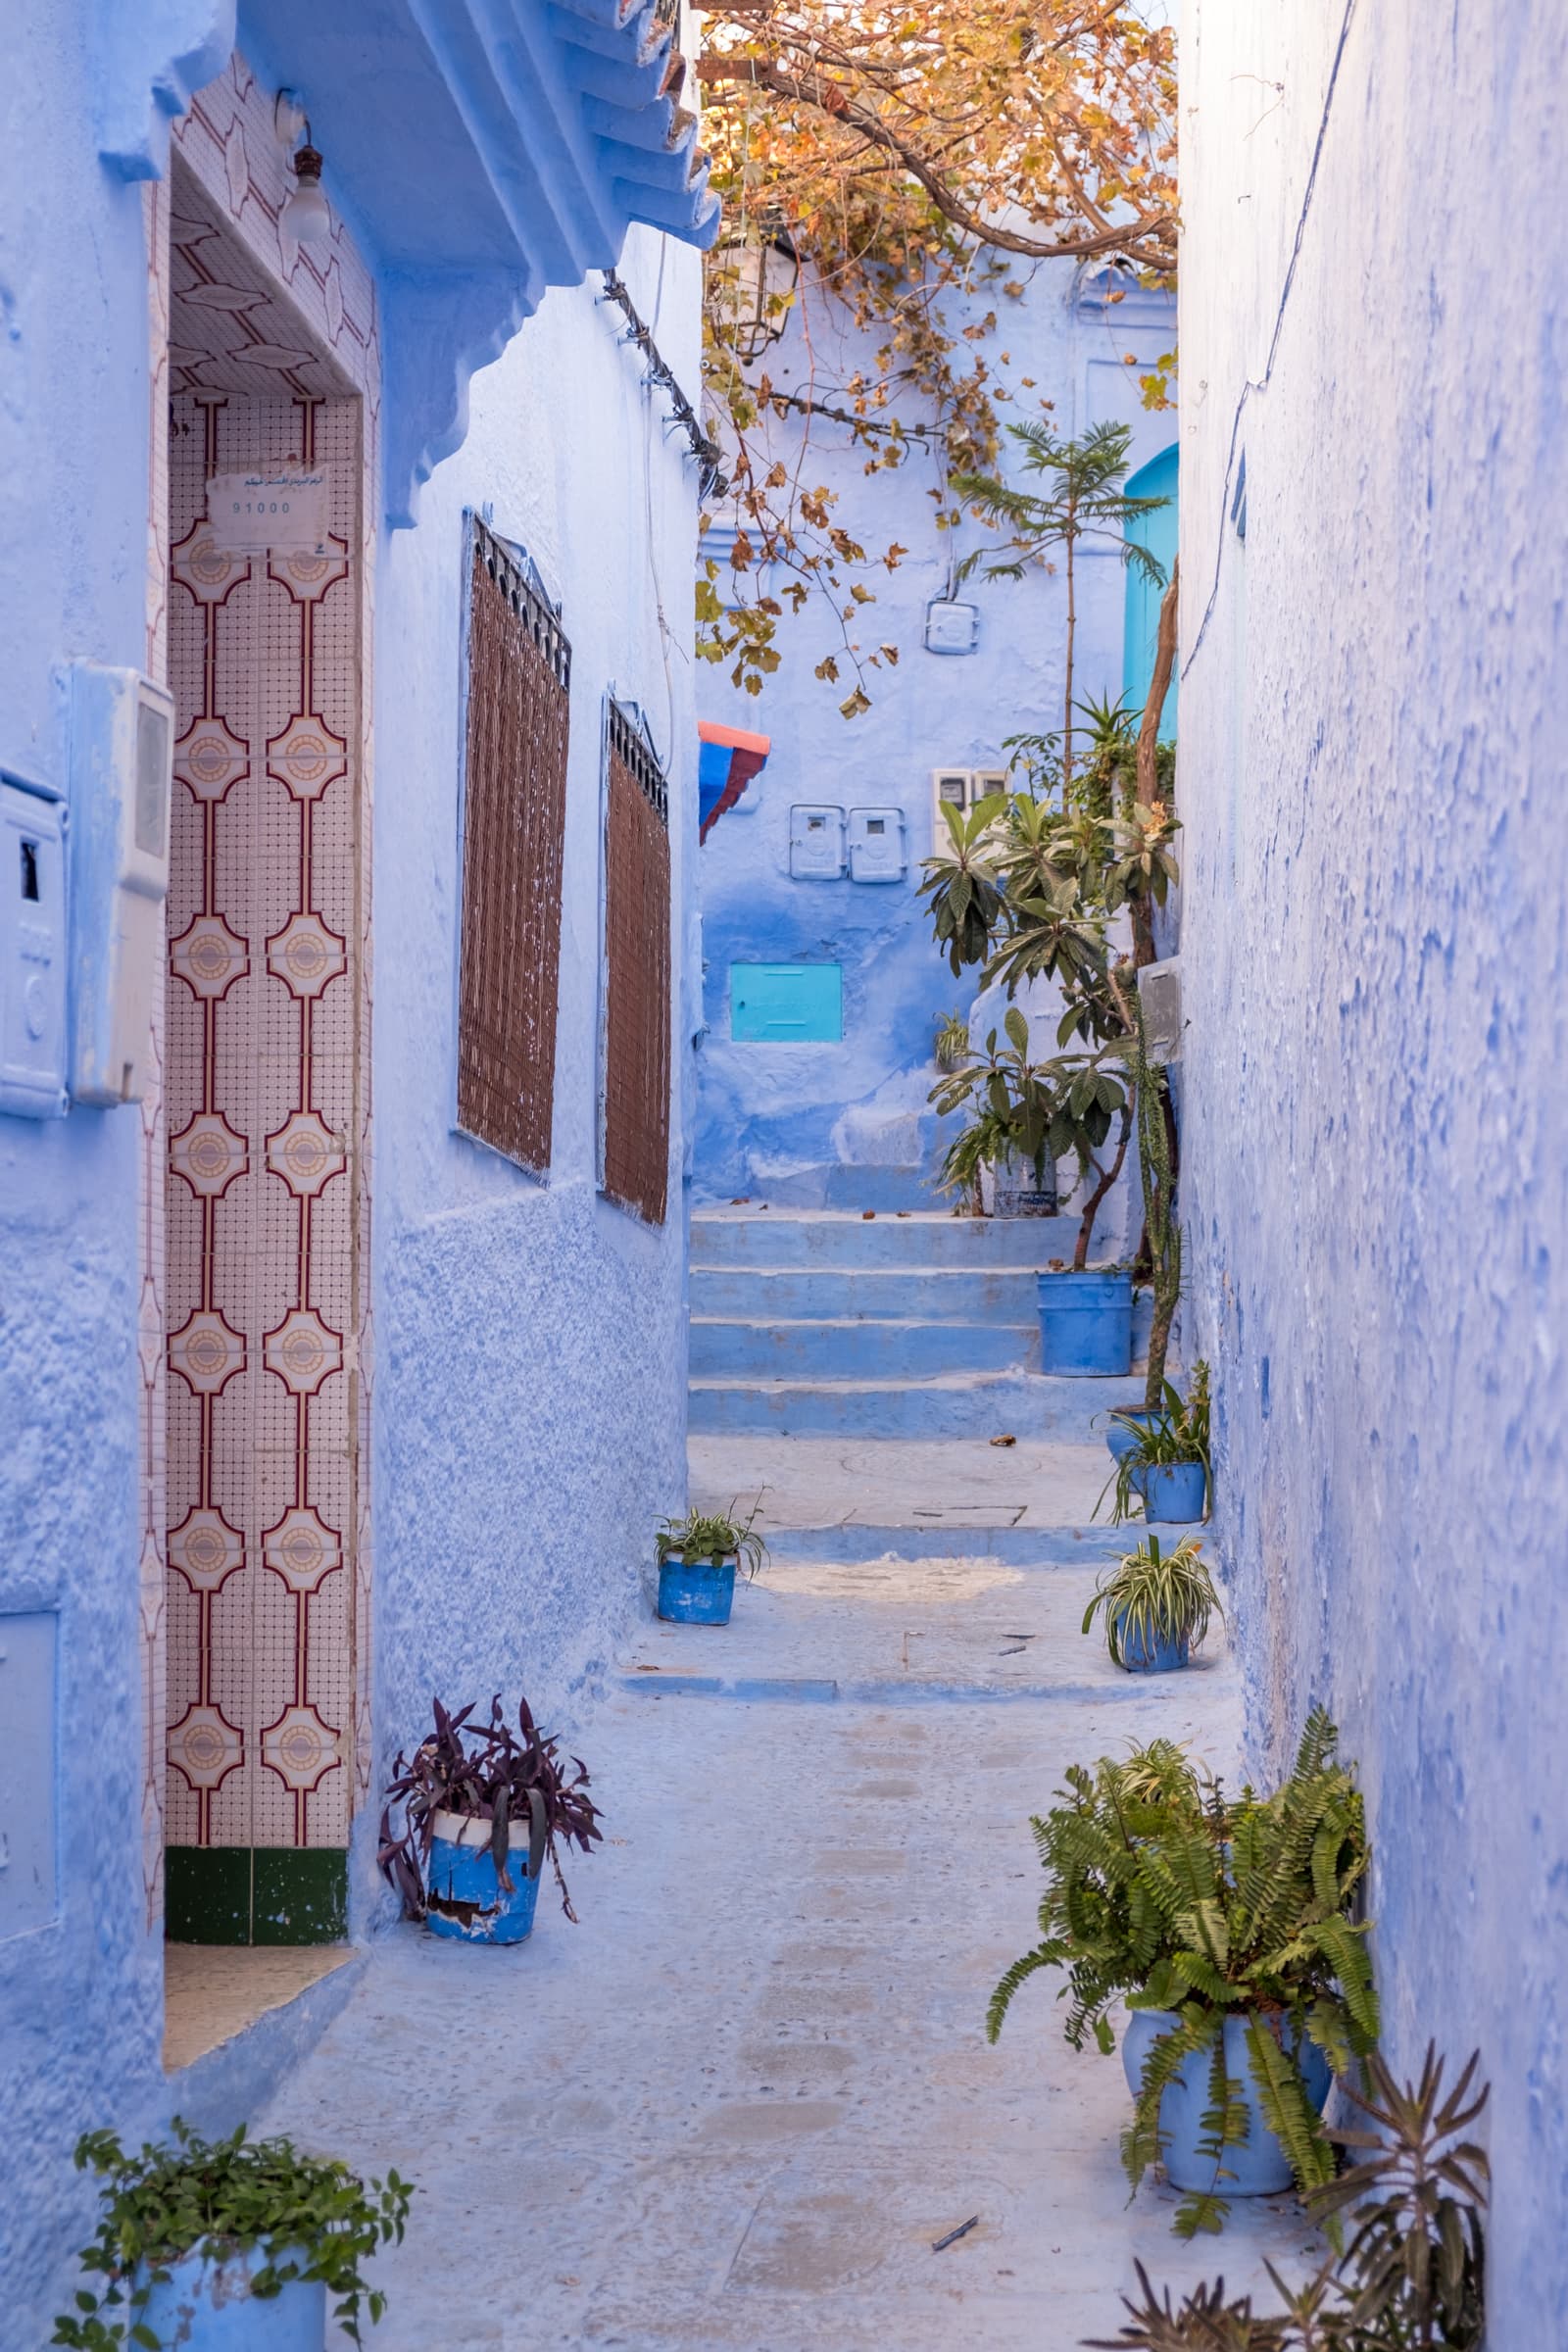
[424,1807,541,1945]
[1121,2009,1333,2196]
[1114,1611,1190,1674]
[136,2244,323,2350]
[1104,1408,1157,1463]
[658,1554,738,1625]
[1142,1461,1207,1523]
[1038,1269,1133,1376]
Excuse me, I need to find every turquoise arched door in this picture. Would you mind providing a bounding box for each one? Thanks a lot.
[1122,443,1178,739]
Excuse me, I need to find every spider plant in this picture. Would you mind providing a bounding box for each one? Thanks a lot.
[933,1007,972,1071]
[1082,1534,1220,1667]
[657,1497,768,1579]
[1099,1362,1211,1524]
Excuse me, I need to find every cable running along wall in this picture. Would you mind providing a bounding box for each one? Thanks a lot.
[602,702,671,1226]
[458,516,571,1173]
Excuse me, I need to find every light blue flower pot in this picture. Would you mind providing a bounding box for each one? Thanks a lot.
[424,1808,541,1944]
[1038,1269,1133,1376]
[658,1555,737,1625]
[136,2244,324,2349]
[1141,1461,1207,1522]
[1115,1612,1190,1673]
[1121,2008,1333,2196]
[1105,1409,1158,1463]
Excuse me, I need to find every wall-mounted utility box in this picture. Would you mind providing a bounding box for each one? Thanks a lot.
[931,767,1007,829]
[730,961,843,1043]
[788,803,846,880]
[1137,955,1183,1063]
[848,806,906,882]
[924,598,979,656]
[68,662,173,1105]
[0,774,69,1120]
[0,1610,57,1942]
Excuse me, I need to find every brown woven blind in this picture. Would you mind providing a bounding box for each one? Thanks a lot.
[602,702,671,1226]
[457,518,570,1173]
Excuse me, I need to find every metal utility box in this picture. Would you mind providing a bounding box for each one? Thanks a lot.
[1137,956,1183,1063]
[848,806,906,882]
[924,597,979,656]
[0,775,69,1120]
[0,1611,57,1941]
[68,662,174,1105]
[788,803,846,880]
[730,961,843,1043]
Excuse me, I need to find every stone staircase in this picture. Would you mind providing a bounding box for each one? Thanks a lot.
[688,1208,1146,1439]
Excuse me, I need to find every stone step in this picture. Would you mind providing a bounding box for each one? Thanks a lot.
[761,1522,1128,1565]
[689,1265,1042,1322]
[690,1209,1084,1271]
[689,1315,1037,1380]
[687,1369,1144,1440]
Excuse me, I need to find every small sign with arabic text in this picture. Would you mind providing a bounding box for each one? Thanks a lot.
[206,469,331,555]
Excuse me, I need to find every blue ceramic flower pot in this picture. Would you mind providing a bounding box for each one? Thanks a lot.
[1105,1409,1157,1463]
[658,1554,738,1625]
[136,2244,323,2349]
[1121,2009,1333,2195]
[1115,1612,1190,1673]
[424,1808,541,1945]
[1141,1461,1207,1522]
[1038,1269,1133,1376]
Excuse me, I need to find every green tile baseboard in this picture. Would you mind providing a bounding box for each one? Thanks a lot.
[166,1847,347,1944]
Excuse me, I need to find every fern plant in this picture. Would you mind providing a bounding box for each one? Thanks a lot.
[987,1710,1379,2235]
[1086,2046,1488,2349]
[1082,1534,1220,1667]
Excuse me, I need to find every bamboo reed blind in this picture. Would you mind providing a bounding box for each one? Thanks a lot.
[602,702,670,1225]
[457,519,570,1173]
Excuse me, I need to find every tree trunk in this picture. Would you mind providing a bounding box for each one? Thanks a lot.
[1135,557,1179,822]
[1063,504,1077,790]
[1073,1104,1131,1270]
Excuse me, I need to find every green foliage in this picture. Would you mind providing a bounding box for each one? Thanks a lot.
[918,793,1007,975]
[1086,2046,1489,2350]
[933,1008,972,1072]
[928,1006,1109,1200]
[988,1711,1379,2236]
[1099,1363,1212,1525]
[1082,1533,1220,1666]
[52,2120,412,2350]
[658,1496,768,1580]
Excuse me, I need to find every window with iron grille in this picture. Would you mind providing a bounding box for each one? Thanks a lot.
[456,516,571,1173]
[600,700,671,1226]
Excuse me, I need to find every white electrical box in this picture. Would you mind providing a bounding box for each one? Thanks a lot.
[1137,956,1183,1063]
[0,776,69,1120]
[0,1611,58,1941]
[848,806,906,883]
[68,662,174,1105]
[930,767,1008,829]
[924,597,979,656]
[789,803,846,880]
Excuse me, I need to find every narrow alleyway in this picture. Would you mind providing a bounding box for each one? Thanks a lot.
[262,1214,1315,2346]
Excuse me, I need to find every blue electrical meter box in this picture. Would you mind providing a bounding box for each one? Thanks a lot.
[1,772,69,1120]
[730,961,843,1043]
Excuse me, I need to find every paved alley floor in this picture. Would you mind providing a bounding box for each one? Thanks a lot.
[262,1442,1317,2349]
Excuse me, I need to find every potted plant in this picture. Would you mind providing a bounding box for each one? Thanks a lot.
[656,1498,767,1625]
[932,1006,972,1073]
[378,1693,602,1943]
[1100,1362,1211,1524]
[930,1007,1064,1221]
[1091,2045,1489,2349]
[1081,1533,1220,1672]
[987,1710,1379,2235]
[52,2117,412,2350]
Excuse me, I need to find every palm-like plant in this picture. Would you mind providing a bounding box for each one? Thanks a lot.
[987,1711,1379,2237]
[953,422,1169,785]
[1082,1533,1220,1666]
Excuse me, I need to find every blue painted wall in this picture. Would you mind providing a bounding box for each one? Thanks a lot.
[1181,1,1568,2333]
[693,267,1177,1210]
[0,9,702,2334]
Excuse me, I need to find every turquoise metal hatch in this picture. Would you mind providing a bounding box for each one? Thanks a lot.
[729,961,843,1042]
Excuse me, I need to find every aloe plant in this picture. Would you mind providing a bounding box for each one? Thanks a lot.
[1082,1533,1220,1666]
[987,1710,1379,2236]
[1099,1363,1211,1525]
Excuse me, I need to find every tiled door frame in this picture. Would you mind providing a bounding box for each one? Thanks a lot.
[143,54,381,1946]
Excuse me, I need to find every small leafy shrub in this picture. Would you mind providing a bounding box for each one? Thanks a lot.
[657,1497,768,1579]
[988,1710,1379,2235]
[378,1693,602,1925]
[1086,2045,1488,2349]
[52,2118,411,2349]
[1082,1533,1220,1666]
